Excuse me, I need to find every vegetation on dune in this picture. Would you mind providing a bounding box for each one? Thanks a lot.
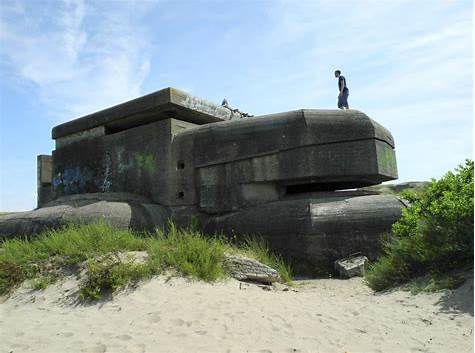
[365,159,474,291]
[233,236,293,283]
[0,221,292,300]
[5,160,471,297]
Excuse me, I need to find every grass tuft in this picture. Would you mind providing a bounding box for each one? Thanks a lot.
[0,221,292,300]
[237,236,293,284]
[78,254,154,301]
[147,222,226,282]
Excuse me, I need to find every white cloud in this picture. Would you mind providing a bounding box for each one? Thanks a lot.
[0,0,153,122]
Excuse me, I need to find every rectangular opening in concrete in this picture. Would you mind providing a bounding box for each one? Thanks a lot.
[285,183,336,194]
[284,179,377,194]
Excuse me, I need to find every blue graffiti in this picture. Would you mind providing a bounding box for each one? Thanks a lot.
[52,174,62,188]
[63,167,81,185]
[53,166,91,194]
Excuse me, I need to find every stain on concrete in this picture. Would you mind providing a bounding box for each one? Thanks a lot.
[135,153,157,174]
[117,147,134,174]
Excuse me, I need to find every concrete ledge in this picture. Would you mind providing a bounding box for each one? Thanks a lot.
[52,87,240,139]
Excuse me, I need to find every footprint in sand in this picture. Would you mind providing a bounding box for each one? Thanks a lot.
[80,343,107,353]
[172,318,185,326]
[116,334,133,341]
[134,343,146,353]
[147,312,161,323]
[11,343,30,350]
[171,318,192,327]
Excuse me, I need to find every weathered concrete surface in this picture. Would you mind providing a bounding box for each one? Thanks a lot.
[202,192,404,274]
[55,126,106,149]
[2,88,405,273]
[37,155,53,208]
[51,118,198,205]
[52,87,242,140]
[334,255,368,278]
[222,253,282,284]
[172,109,398,213]
[0,193,169,238]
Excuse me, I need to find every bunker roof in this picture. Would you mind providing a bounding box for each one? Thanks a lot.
[52,87,234,139]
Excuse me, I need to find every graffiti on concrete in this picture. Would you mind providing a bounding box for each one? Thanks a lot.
[117,146,134,175]
[135,152,157,174]
[100,151,112,192]
[52,166,94,194]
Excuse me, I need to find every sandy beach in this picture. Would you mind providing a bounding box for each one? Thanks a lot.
[1,275,473,353]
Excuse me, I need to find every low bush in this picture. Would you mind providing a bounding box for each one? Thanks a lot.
[365,159,474,291]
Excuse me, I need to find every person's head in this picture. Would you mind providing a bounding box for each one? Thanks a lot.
[334,69,341,78]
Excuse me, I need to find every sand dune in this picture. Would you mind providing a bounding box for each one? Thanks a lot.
[1,275,473,353]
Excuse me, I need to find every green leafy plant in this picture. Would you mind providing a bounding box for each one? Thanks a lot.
[366,159,474,291]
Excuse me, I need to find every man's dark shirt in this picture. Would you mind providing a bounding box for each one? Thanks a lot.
[338,75,349,93]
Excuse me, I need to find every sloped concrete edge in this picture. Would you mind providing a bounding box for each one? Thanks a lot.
[0,193,170,239]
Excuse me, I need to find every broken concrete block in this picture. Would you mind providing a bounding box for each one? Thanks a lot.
[334,255,368,278]
[223,253,281,284]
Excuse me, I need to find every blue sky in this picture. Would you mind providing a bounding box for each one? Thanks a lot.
[0,0,473,211]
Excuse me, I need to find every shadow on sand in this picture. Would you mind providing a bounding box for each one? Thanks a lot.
[435,273,474,316]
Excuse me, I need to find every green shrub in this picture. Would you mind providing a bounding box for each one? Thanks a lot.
[366,159,474,291]
[0,261,25,294]
[31,275,55,290]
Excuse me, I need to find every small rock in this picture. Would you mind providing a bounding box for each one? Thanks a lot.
[272,282,290,291]
[334,255,368,278]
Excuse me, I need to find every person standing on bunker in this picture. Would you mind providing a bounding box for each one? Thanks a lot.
[334,69,349,109]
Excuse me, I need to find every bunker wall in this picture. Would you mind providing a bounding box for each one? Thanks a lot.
[51,118,198,206]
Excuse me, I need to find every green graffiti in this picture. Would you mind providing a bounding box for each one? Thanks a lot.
[135,153,157,173]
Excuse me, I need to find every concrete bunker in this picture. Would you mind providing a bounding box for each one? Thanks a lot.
[0,87,404,274]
